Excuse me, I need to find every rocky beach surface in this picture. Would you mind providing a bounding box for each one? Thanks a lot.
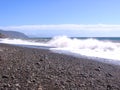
[0,44,120,90]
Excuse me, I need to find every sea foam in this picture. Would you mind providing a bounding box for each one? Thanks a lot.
[48,36,120,61]
[0,36,120,63]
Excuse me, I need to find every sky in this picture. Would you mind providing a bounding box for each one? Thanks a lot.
[0,0,120,37]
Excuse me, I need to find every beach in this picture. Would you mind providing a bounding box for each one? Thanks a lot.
[0,44,120,90]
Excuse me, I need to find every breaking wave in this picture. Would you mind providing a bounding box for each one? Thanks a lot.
[1,36,120,63]
[48,36,120,61]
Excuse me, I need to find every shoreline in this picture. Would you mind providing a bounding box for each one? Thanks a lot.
[10,43,120,66]
[50,49,120,66]
[0,43,120,89]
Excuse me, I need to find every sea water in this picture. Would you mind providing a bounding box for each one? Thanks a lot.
[0,36,120,65]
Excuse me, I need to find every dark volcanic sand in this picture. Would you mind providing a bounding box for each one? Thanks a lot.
[0,44,120,90]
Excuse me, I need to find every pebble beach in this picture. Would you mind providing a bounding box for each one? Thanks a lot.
[0,44,120,90]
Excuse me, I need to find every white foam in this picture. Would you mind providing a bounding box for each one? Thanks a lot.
[47,36,120,61]
[1,36,120,63]
[0,38,48,46]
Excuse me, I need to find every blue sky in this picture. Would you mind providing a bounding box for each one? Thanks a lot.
[0,0,120,37]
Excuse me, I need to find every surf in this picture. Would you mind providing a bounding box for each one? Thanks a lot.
[1,36,120,64]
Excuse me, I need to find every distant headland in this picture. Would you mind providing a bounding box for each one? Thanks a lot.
[0,29,28,39]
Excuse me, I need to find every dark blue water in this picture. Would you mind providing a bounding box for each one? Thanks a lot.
[30,37,120,42]
[76,37,120,41]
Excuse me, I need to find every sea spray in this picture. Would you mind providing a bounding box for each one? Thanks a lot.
[47,36,120,61]
[0,36,120,62]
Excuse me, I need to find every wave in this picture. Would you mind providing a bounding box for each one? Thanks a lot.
[48,36,120,61]
[1,36,120,63]
[0,38,48,46]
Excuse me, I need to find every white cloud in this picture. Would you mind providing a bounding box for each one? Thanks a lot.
[1,24,120,31]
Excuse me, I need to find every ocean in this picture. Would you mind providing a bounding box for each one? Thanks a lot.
[0,36,120,65]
